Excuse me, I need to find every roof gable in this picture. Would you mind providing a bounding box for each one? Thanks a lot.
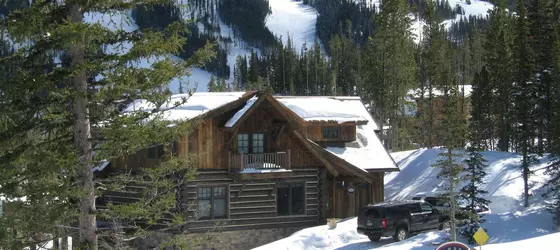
[123,91,256,122]
[223,93,306,131]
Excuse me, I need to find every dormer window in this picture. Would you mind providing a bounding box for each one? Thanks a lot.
[322,127,340,139]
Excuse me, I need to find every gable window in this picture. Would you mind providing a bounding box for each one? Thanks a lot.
[197,186,227,220]
[237,134,249,153]
[237,133,265,153]
[322,127,340,139]
[277,182,305,216]
[147,144,164,159]
[252,133,264,153]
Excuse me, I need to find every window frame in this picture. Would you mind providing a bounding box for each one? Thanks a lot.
[237,132,266,154]
[322,127,340,139]
[276,182,307,216]
[196,185,229,220]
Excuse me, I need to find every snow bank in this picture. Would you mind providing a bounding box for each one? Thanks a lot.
[255,149,557,250]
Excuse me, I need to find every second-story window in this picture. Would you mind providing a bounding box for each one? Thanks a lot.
[322,127,340,139]
[237,134,249,153]
[237,133,265,154]
[252,133,264,153]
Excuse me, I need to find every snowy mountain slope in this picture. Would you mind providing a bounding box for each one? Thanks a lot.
[84,0,320,93]
[266,0,319,53]
[254,149,557,250]
[410,0,494,43]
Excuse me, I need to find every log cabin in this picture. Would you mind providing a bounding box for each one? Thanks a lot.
[94,91,399,246]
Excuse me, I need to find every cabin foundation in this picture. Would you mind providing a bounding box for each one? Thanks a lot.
[131,227,303,250]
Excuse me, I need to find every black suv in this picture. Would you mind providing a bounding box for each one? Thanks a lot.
[357,200,450,242]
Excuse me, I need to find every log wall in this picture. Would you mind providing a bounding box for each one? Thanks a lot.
[180,168,327,232]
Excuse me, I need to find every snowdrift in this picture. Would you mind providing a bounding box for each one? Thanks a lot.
[254,148,558,250]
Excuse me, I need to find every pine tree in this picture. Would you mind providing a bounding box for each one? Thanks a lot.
[460,83,492,241]
[420,0,448,148]
[513,0,539,207]
[542,0,560,229]
[362,0,417,150]
[207,75,218,92]
[434,86,467,242]
[0,0,214,248]
[484,0,513,152]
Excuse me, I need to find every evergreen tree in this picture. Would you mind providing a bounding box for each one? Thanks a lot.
[0,0,214,248]
[419,0,448,148]
[542,0,560,229]
[527,0,556,152]
[434,86,467,242]
[513,0,539,207]
[207,75,217,92]
[484,0,513,151]
[460,80,492,240]
[362,0,417,150]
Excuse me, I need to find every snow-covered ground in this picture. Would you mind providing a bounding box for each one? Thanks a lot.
[254,148,558,249]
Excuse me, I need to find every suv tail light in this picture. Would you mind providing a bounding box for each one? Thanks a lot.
[381,218,388,228]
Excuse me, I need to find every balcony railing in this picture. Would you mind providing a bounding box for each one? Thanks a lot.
[228,150,291,173]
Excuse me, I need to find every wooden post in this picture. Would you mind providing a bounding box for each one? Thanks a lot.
[240,151,244,172]
[349,181,355,217]
[287,149,291,170]
[333,176,336,218]
[228,151,231,173]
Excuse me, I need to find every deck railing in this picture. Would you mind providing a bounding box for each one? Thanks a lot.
[228,150,291,173]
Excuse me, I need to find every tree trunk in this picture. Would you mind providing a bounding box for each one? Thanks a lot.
[69,4,97,249]
[448,149,457,241]
[523,143,530,207]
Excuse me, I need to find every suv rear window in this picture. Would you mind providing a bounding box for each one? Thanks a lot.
[365,208,383,218]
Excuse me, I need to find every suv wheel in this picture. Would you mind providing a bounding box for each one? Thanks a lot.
[440,220,450,230]
[393,227,408,242]
[368,235,381,242]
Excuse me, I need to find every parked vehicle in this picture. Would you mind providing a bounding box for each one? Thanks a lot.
[357,200,450,242]
[411,192,492,216]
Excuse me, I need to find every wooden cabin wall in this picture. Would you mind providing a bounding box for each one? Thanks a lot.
[178,168,326,232]
[305,125,357,142]
[110,148,162,170]
[326,173,385,218]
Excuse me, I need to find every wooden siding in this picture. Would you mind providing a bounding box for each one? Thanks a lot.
[179,168,325,232]
[326,173,384,218]
[305,125,357,142]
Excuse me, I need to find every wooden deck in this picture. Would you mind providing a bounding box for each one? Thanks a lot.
[228,150,291,173]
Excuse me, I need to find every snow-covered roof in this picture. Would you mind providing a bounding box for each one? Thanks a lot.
[224,96,258,127]
[274,96,370,125]
[323,99,399,172]
[123,92,249,122]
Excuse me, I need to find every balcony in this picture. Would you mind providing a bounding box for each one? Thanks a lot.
[228,150,293,179]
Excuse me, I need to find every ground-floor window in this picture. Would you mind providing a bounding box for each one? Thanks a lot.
[277,182,305,216]
[197,186,228,219]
